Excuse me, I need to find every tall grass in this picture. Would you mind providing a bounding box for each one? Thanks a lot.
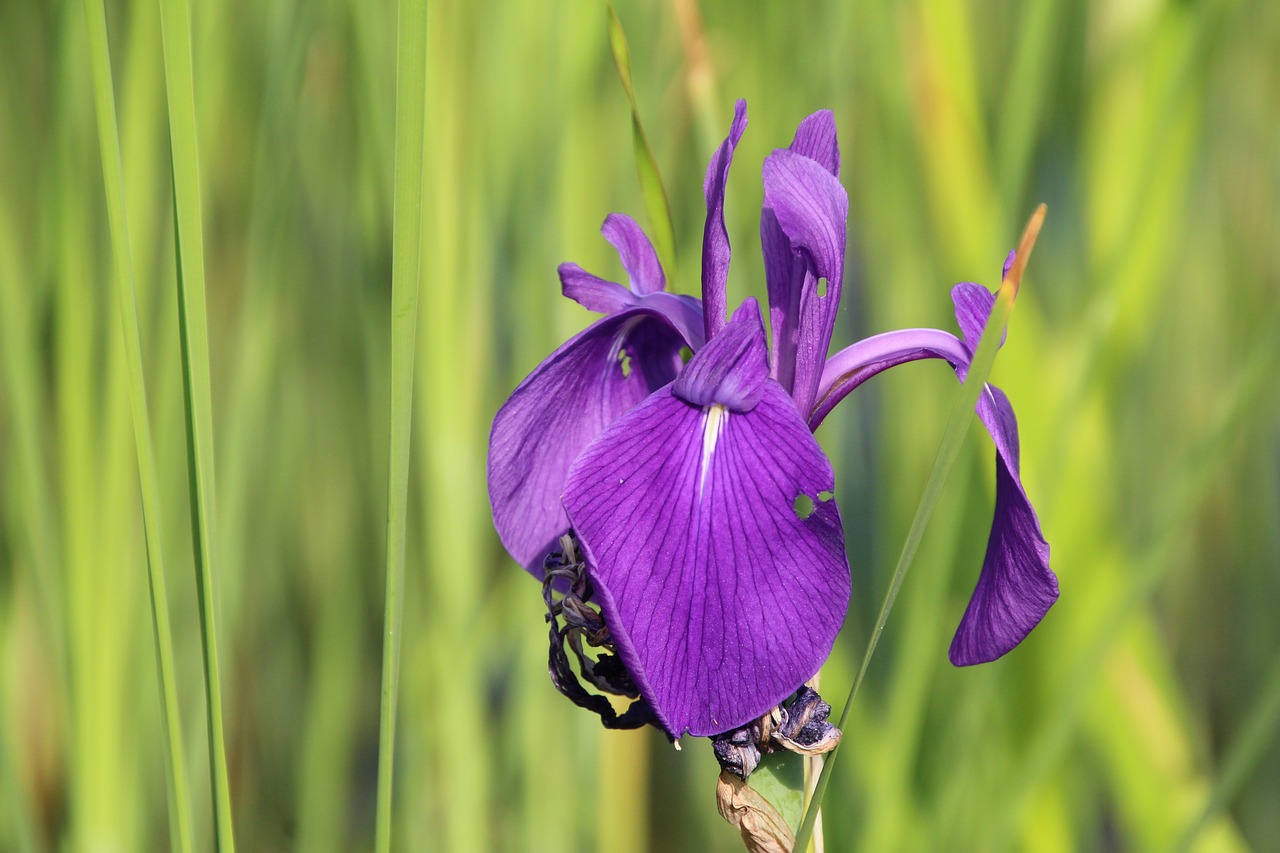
[1,0,1278,850]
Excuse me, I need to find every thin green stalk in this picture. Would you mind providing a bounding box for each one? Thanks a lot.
[83,1,192,851]
[794,206,1048,852]
[374,0,429,849]
[156,0,236,847]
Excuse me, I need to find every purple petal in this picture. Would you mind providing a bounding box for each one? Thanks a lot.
[637,291,706,352]
[810,324,1058,664]
[602,213,666,295]
[761,149,848,419]
[702,99,748,341]
[487,308,686,572]
[809,328,971,431]
[1002,250,1016,281]
[787,110,840,177]
[563,382,850,738]
[673,299,769,412]
[949,386,1058,665]
[950,283,1004,354]
[559,263,638,315]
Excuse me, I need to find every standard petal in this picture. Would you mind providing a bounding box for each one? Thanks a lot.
[701,99,748,341]
[602,213,666,295]
[950,282,1004,354]
[949,386,1058,665]
[487,308,686,573]
[762,149,848,419]
[673,299,769,412]
[559,263,638,315]
[563,382,851,738]
[787,110,840,177]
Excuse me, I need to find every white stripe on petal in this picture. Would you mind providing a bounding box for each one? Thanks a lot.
[700,404,729,498]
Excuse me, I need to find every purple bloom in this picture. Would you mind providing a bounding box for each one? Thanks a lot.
[488,100,1057,739]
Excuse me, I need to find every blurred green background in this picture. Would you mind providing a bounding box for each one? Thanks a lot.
[2,0,1278,850]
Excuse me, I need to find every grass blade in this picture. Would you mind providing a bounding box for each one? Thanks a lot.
[156,0,236,847]
[83,2,193,851]
[607,3,678,278]
[374,0,429,849]
[794,206,1048,851]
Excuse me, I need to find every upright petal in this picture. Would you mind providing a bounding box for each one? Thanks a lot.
[762,149,848,419]
[702,99,748,341]
[764,111,841,393]
[564,316,850,737]
[488,308,687,573]
[602,213,666,295]
[786,110,840,178]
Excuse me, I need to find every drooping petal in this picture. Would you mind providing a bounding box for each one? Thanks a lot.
[673,299,769,411]
[487,308,687,573]
[602,213,666,295]
[811,309,1057,664]
[563,309,850,737]
[761,148,848,419]
[949,385,1058,665]
[702,99,748,341]
[559,263,638,315]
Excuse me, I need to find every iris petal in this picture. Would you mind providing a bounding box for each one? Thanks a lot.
[602,213,666,295]
[564,312,850,737]
[487,308,687,572]
[761,149,848,419]
[763,110,841,393]
[701,99,748,341]
[559,263,638,315]
[950,386,1058,665]
[673,299,769,411]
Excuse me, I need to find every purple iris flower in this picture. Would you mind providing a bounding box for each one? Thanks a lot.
[488,100,1058,740]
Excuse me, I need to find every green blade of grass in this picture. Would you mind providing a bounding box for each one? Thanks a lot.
[156,0,236,847]
[83,2,193,851]
[794,206,1048,852]
[374,0,429,850]
[607,3,677,278]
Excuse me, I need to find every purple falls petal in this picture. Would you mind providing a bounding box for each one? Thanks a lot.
[761,148,848,420]
[559,263,639,315]
[809,320,1058,664]
[673,299,769,412]
[602,213,666,295]
[701,99,748,341]
[949,385,1058,665]
[487,308,686,573]
[563,382,851,738]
